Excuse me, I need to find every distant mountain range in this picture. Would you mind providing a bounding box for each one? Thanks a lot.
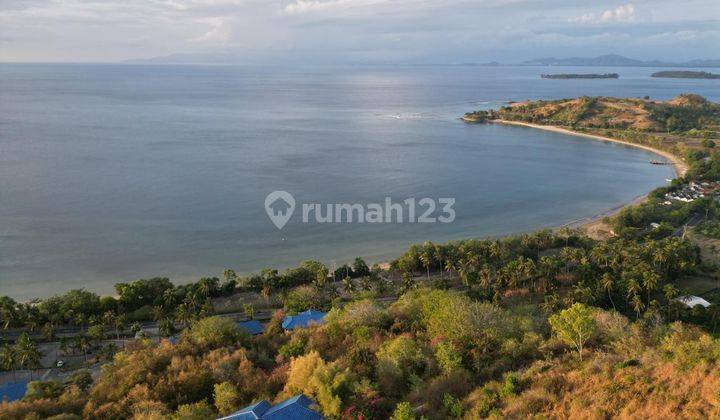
[124,52,244,65]
[124,53,720,68]
[519,54,720,68]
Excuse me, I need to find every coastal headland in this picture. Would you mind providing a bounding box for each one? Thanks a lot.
[463,94,720,237]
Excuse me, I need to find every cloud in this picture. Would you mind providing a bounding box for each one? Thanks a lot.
[569,3,635,24]
[0,0,717,63]
[600,3,634,22]
[189,17,232,44]
[284,0,365,14]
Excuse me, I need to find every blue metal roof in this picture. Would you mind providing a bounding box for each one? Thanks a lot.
[263,395,322,420]
[219,400,272,419]
[281,310,326,330]
[0,380,29,402]
[218,395,322,420]
[237,320,264,335]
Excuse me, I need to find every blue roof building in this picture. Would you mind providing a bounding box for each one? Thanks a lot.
[0,380,29,402]
[282,310,326,330]
[237,320,264,336]
[219,395,323,420]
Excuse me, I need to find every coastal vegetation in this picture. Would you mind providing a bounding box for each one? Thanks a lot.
[540,73,619,79]
[651,71,720,79]
[2,94,720,419]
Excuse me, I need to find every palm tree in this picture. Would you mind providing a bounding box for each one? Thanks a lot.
[114,314,127,345]
[74,335,90,363]
[0,297,18,330]
[22,305,42,332]
[342,277,355,294]
[14,333,41,379]
[152,305,165,322]
[198,280,212,299]
[444,259,456,278]
[420,242,434,279]
[627,279,642,301]
[184,291,201,313]
[175,303,192,329]
[434,244,446,279]
[41,322,55,342]
[537,256,560,293]
[642,270,660,304]
[479,265,493,293]
[360,276,373,291]
[400,272,415,294]
[631,294,645,319]
[259,269,278,305]
[163,288,177,308]
[73,312,87,332]
[600,273,616,310]
[0,344,17,381]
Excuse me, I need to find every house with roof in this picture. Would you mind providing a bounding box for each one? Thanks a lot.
[282,310,326,331]
[676,295,712,308]
[0,380,29,403]
[237,320,264,335]
[218,394,323,420]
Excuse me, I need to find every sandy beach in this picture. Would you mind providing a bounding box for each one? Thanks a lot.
[493,120,688,238]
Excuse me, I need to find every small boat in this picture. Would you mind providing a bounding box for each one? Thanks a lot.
[650,160,669,165]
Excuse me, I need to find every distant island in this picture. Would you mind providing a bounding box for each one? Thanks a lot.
[541,73,619,79]
[651,71,720,79]
[521,54,720,68]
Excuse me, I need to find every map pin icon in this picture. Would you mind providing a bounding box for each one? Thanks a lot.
[265,191,295,230]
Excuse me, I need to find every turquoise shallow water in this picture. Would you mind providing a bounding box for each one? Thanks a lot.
[2,63,717,299]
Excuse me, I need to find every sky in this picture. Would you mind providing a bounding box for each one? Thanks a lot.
[0,0,718,63]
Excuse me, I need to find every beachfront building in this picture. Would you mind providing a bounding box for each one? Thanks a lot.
[282,310,326,331]
[665,181,720,203]
[218,394,323,419]
[676,295,712,308]
[237,320,264,335]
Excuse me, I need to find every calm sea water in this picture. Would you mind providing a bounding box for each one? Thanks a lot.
[1,64,718,299]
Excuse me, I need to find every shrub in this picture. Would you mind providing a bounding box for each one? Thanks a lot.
[549,303,598,360]
[390,402,415,420]
[278,335,308,359]
[435,341,463,374]
[283,286,329,314]
[213,382,241,416]
[499,374,521,398]
[25,380,64,400]
[173,400,215,419]
[67,370,93,391]
[283,351,355,417]
[183,316,246,349]
[442,393,463,419]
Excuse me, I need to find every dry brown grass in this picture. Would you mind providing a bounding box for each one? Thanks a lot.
[498,331,720,419]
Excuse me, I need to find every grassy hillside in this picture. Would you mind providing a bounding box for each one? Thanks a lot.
[464,94,720,157]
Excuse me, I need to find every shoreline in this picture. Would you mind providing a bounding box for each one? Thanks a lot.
[2,120,692,301]
[493,120,687,178]
[492,119,687,236]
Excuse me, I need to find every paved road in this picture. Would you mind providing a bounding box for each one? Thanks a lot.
[0,309,276,342]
